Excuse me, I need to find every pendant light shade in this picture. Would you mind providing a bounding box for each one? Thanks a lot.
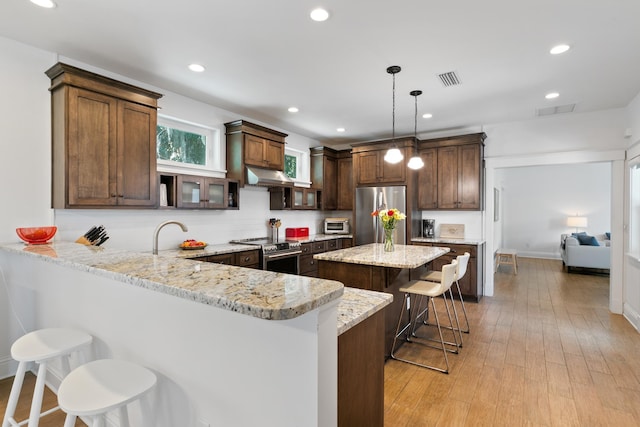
[407,90,424,170]
[384,66,404,164]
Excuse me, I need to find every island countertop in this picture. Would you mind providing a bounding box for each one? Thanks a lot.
[0,241,344,321]
[313,243,449,269]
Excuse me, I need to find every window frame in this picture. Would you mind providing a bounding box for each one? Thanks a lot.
[156,115,224,177]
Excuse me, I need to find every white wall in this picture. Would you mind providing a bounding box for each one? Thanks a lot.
[500,162,611,259]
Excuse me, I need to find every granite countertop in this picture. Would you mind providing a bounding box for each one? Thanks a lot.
[0,242,344,321]
[314,243,449,269]
[279,233,353,244]
[411,237,486,245]
[163,243,258,259]
[337,287,392,335]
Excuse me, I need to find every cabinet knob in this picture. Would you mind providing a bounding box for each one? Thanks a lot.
[244,257,250,262]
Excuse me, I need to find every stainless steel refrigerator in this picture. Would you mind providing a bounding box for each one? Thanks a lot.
[355,186,406,246]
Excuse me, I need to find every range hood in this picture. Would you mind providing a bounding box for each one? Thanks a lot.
[246,166,294,187]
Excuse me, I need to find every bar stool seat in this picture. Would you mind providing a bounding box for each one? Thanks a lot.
[2,328,92,427]
[58,359,157,427]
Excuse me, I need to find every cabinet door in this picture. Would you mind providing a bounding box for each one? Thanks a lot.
[116,100,157,207]
[457,144,481,209]
[379,150,406,183]
[337,157,353,210]
[176,175,204,208]
[305,189,317,209]
[437,146,459,209]
[323,156,338,210]
[203,178,228,209]
[67,87,118,207]
[264,140,284,170]
[417,148,438,209]
[244,135,267,167]
[355,151,380,185]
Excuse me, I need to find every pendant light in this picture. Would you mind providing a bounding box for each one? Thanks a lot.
[407,90,425,170]
[384,66,404,164]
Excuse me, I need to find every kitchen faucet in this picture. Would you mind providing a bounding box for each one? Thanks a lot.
[153,220,188,255]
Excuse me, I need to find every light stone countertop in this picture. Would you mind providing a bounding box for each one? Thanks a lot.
[314,243,450,269]
[162,243,259,259]
[337,287,393,335]
[0,242,344,321]
[411,237,486,245]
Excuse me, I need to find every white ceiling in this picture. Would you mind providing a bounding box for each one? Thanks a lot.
[2,0,640,145]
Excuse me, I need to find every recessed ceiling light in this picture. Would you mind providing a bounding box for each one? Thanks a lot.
[310,8,329,22]
[545,92,560,99]
[336,127,345,132]
[422,113,433,119]
[30,0,56,8]
[288,107,299,113]
[550,44,570,55]
[188,63,205,72]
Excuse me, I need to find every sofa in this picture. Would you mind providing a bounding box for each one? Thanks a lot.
[560,233,611,271]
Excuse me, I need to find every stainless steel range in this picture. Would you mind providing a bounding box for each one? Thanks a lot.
[230,237,302,274]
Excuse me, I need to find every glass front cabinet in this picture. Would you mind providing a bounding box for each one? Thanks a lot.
[159,173,238,210]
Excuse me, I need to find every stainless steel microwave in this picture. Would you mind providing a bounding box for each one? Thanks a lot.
[324,218,350,234]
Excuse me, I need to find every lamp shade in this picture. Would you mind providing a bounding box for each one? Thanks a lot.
[567,216,588,228]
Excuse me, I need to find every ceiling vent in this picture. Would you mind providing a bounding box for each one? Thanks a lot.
[535,103,576,116]
[438,71,461,87]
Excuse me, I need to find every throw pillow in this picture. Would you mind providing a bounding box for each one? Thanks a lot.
[577,234,600,246]
[572,232,587,237]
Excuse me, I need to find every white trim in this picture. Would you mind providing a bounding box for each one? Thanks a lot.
[285,147,312,186]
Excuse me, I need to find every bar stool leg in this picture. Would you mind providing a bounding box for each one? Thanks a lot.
[93,416,105,427]
[3,361,27,427]
[63,414,76,427]
[118,406,130,427]
[429,296,450,374]
[27,362,48,427]
[455,281,470,333]
[448,287,464,346]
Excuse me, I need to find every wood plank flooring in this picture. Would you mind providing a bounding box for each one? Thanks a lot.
[0,372,86,426]
[384,257,640,426]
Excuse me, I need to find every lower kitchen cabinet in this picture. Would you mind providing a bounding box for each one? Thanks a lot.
[338,309,384,427]
[413,242,484,301]
[300,239,343,277]
[192,250,259,269]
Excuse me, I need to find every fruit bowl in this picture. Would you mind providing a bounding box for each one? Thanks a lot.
[16,226,57,244]
[179,239,207,250]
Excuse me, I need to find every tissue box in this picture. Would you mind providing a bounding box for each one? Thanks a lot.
[285,227,309,238]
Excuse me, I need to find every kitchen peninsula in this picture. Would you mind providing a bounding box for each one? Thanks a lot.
[0,241,385,427]
[315,243,450,357]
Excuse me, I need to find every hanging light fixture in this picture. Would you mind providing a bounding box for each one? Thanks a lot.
[384,65,404,164]
[407,90,425,170]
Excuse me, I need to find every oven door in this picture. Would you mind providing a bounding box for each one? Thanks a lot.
[263,250,301,275]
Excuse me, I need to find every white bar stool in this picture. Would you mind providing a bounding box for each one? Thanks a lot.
[58,359,157,427]
[2,328,93,427]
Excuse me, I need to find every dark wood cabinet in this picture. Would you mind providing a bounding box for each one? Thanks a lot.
[310,147,337,210]
[413,241,484,301]
[300,239,343,277]
[158,173,239,210]
[336,153,354,210]
[47,62,162,209]
[417,148,438,209]
[417,133,485,210]
[352,138,415,186]
[293,188,317,210]
[225,120,287,187]
[193,249,260,269]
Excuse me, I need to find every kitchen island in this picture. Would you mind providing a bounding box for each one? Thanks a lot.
[0,241,370,427]
[315,243,449,357]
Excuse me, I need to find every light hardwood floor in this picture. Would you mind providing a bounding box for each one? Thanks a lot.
[384,257,640,427]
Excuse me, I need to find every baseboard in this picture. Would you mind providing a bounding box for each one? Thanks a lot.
[624,303,640,332]
[0,355,16,380]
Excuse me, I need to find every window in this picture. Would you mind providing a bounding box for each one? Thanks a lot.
[156,115,222,176]
[284,147,310,185]
[284,154,297,179]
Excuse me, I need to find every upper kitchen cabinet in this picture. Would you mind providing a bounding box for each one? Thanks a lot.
[225,120,287,187]
[336,150,353,210]
[351,137,415,186]
[310,146,338,210]
[46,62,162,209]
[417,133,486,210]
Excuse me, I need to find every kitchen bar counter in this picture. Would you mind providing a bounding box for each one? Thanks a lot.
[0,241,343,321]
[411,237,485,245]
[337,287,392,335]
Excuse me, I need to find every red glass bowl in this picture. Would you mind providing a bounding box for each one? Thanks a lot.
[16,226,57,244]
